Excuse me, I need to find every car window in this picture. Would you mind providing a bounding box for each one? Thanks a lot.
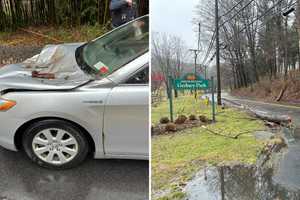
[81,16,149,77]
[126,66,149,84]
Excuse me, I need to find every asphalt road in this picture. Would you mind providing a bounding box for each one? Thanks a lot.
[223,94,300,190]
[0,147,149,200]
[223,94,300,129]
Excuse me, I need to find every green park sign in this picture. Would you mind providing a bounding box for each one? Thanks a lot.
[173,73,209,90]
[174,79,209,90]
[167,73,216,123]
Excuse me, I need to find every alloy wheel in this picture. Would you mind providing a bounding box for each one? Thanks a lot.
[32,128,79,165]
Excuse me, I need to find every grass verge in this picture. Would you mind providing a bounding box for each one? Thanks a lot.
[152,94,265,199]
[0,24,109,46]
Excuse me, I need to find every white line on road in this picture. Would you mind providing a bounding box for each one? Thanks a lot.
[227,98,300,110]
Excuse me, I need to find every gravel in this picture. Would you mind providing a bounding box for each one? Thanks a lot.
[0,45,42,66]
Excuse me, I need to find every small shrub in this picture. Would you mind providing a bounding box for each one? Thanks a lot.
[175,115,187,124]
[199,115,209,123]
[160,117,170,124]
[189,114,197,121]
[165,123,177,132]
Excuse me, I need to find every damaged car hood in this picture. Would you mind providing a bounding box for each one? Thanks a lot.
[0,43,91,93]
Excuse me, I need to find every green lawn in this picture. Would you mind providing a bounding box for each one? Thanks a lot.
[152,94,265,199]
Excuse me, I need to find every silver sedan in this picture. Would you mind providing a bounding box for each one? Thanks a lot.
[0,16,149,169]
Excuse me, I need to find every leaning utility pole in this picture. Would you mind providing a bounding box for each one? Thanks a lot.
[189,49,201,99]
[215,0,222,105]
[189,23,202,75]
[189,23,202,99]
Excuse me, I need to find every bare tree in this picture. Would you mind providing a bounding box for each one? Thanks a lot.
[152,32,188,98]
[152,32,175,98]
[172,36,188,97]
[194,0,299,90]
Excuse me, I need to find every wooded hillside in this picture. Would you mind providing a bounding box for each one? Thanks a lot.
[0,0,149,31]
[196,0,299,89]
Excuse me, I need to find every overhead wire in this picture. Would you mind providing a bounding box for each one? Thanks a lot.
[200,0,294,66]
[201,31,216,65]
[224,0,290,42]
[201,0,255,66]
[219,0,247,18]
[254,1,297,35]
[219,0,256,27]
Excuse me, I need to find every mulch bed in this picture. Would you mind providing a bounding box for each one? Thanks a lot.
[152,119,211,136]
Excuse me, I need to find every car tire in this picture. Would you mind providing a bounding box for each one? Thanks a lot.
[22,119,90,169]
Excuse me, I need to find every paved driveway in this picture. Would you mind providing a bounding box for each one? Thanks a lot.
[0,147,149,200]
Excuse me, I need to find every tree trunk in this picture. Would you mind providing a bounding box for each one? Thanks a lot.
[296,0,300,66]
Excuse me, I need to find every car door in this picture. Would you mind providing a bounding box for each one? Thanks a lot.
[103,66,149,158]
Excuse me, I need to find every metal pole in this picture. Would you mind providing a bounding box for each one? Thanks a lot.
[189,23,202,99]
[220,166,225,200]
[189,49,200,99]
[215,0,222,105]
[168,76,174,122]
[211,76,216,122]
[198,22,201,51]
[194,51,197,99]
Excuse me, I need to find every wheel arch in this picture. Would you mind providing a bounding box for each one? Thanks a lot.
[14,117,96,153]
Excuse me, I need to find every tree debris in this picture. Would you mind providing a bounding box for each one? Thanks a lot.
[201,126,262,139]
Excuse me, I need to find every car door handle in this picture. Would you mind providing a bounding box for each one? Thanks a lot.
[82,100,103,104]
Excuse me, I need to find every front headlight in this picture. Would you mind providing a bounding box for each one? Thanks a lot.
[0,98,16,111]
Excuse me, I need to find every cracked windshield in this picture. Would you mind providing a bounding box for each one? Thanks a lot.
[82,16,149,76]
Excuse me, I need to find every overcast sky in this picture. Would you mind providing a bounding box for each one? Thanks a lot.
[151,0,297,66]
[151,0,200,49]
